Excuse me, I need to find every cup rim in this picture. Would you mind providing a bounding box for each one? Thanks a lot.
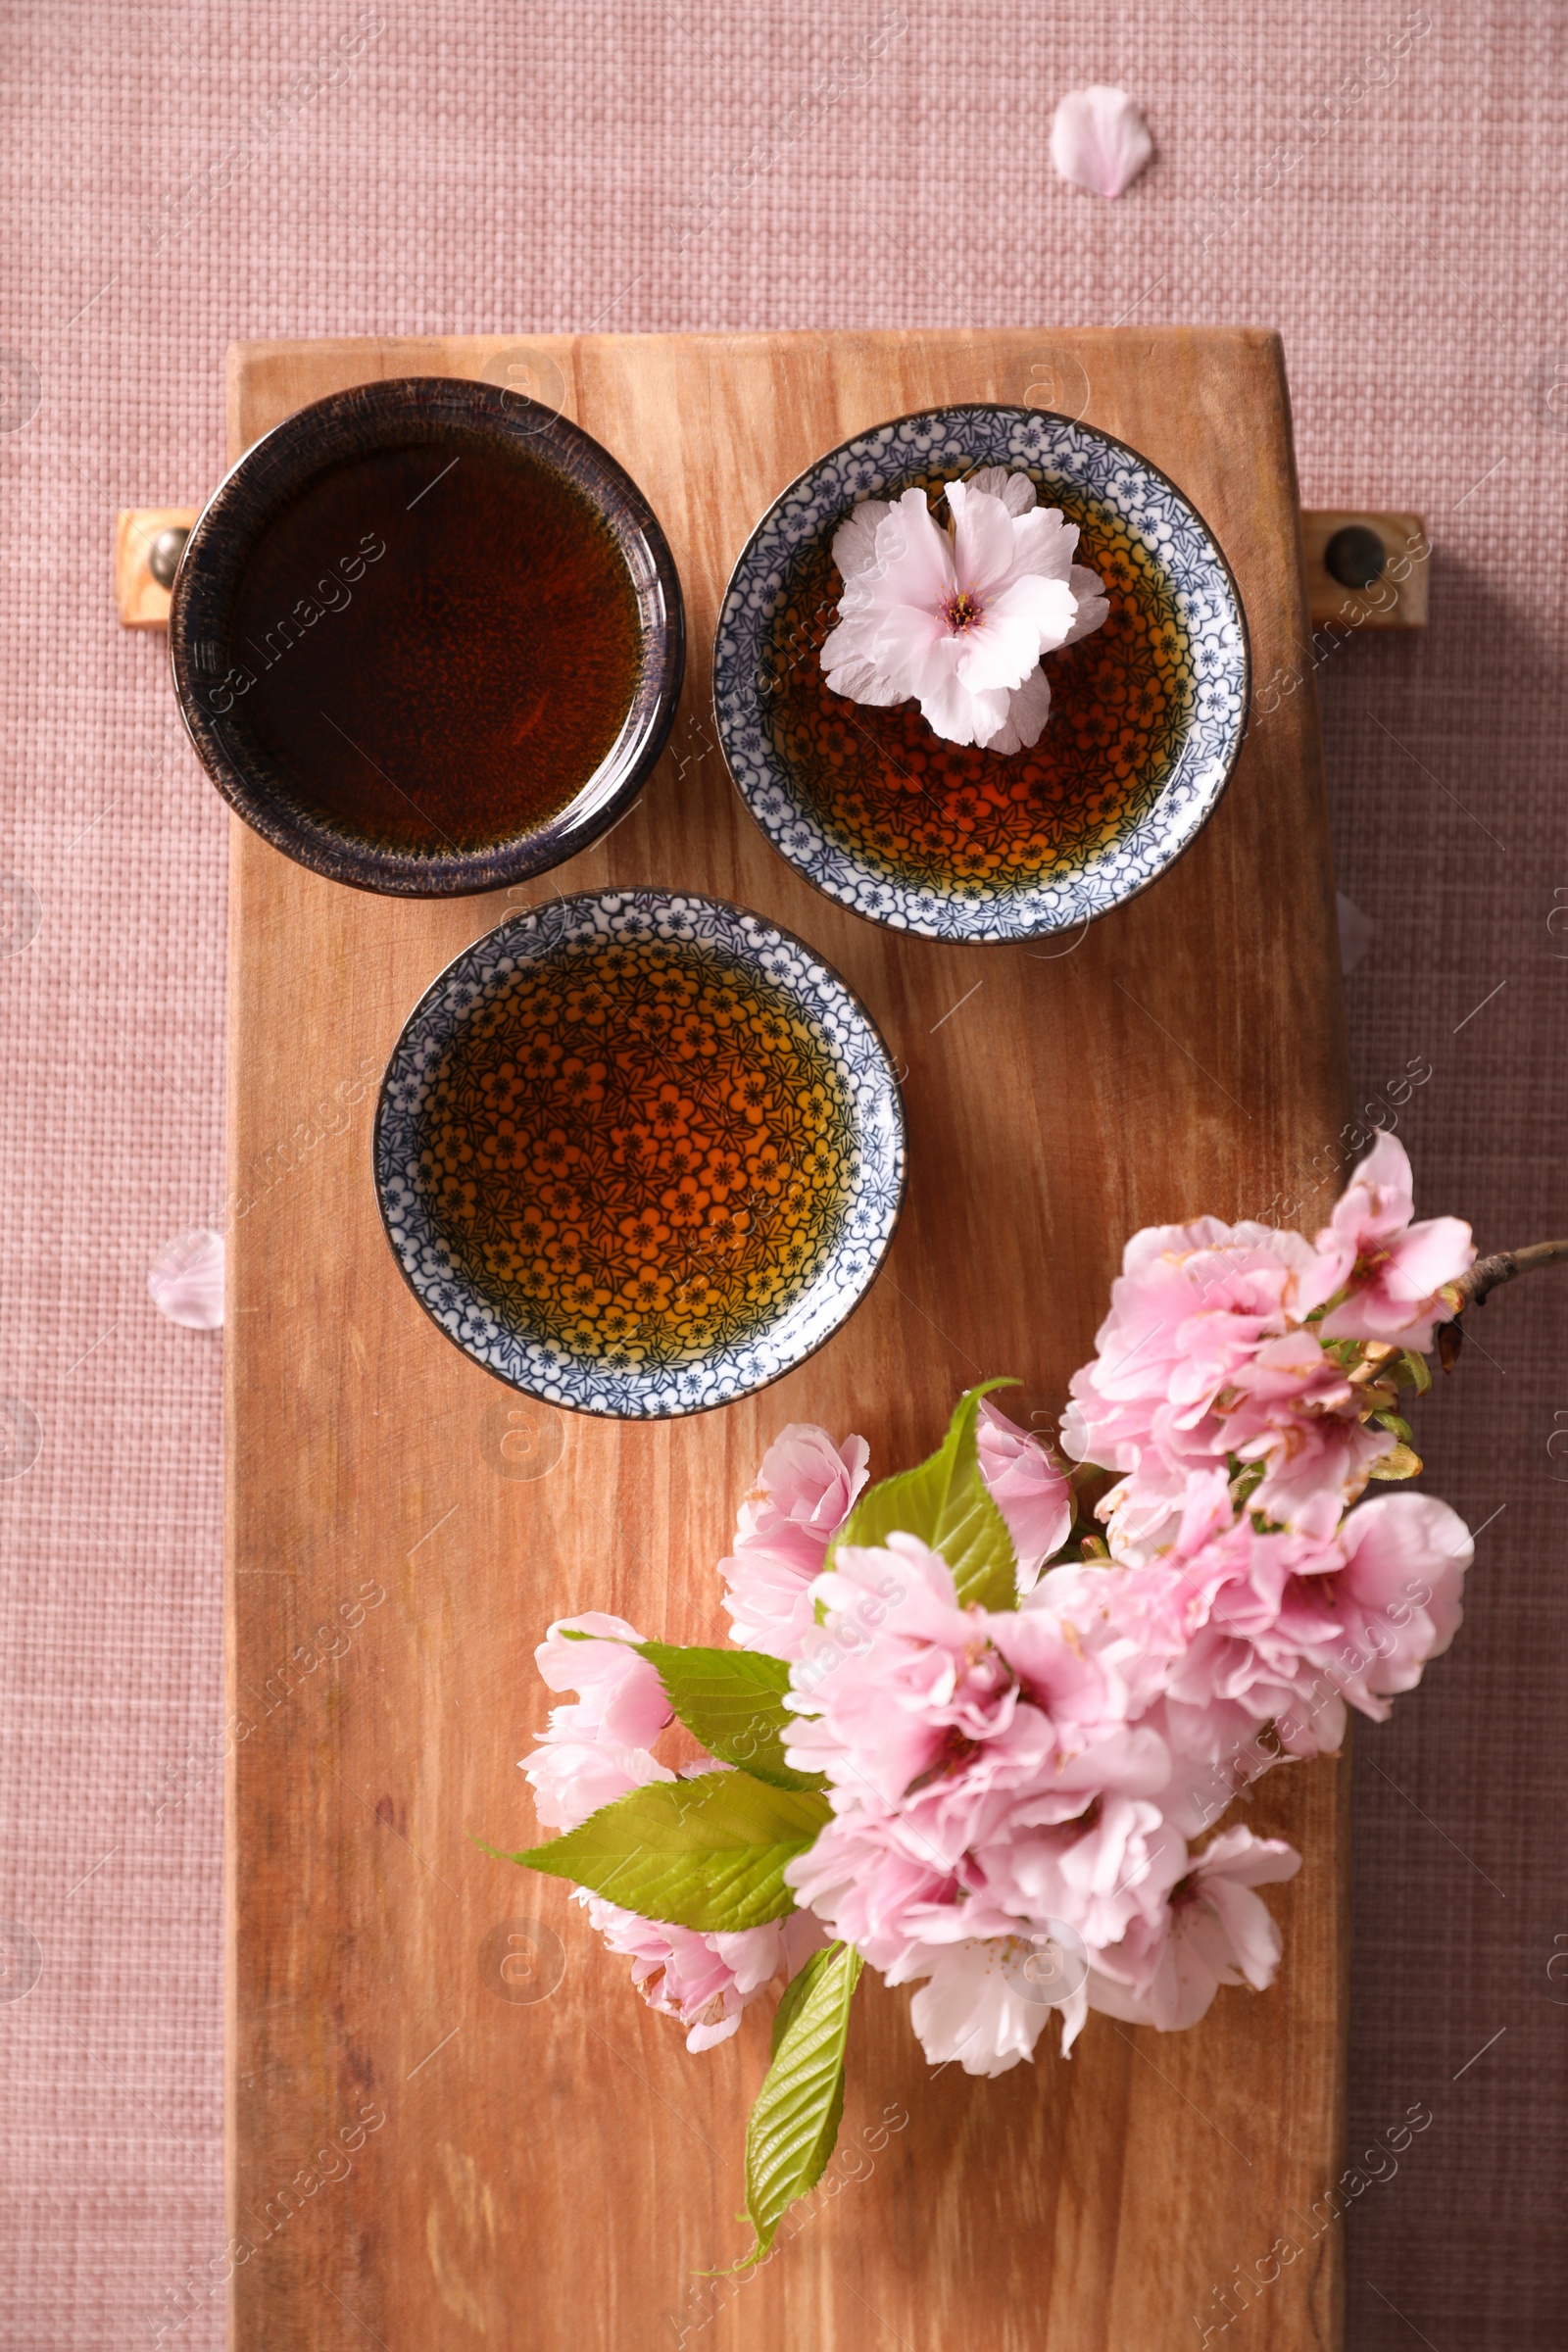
[169,374,686,899]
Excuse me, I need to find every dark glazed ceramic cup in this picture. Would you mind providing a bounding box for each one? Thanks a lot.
[169,376,685,897]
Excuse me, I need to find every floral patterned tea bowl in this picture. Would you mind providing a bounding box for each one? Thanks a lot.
[374,891,906,1419]
[713,403,1250,944]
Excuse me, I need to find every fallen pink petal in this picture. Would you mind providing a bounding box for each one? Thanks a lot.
[1050,85,1154,200]
[147,1228,225,1330]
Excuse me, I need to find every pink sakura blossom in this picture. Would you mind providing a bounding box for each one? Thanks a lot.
[1096,1449,1216,1570]
[1059,1211,1398,1533]
[1106,1456,1238,1572]
[785,1534,1129,1806]
[783,1536,1177,1984]
[1052,1481,1473,1776]
[720,1412,1071,1661]
[976,1399,1074,1588]
[523,1726,670,1834]
[525,1611,674,1829]
[1034,1505,1222,1720]
[534,1611,671,1748]
[1147,1513,1354,1764]
[1059,1215,1336,1475]
[718,1425,869,1661]
[1173,1484,1472,1741]
[1062,1143,1473,1528]
[522,1615,821,2050]
[1086,1364,1382,1561]
[900,1935,1066,2076]
[520,1139,1477,2086]
[579,1895,826,2053]
[1215,1328,1395,1530]
[987,1787,1185,1955]
[1276,1490,1471,1735]
[1085,1828,1300,2033]
[788,1768,1178,1999]
[1313,1132,1474,1348]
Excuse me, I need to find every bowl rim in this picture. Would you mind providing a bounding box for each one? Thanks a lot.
[169,374,686,899]
[712,398,1251,944]
[371,884,909,1420]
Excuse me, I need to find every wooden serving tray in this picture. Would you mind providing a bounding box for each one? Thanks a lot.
[225,329,1350,2351]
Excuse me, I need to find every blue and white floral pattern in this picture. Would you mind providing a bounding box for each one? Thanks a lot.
[713,404,1250,942]
[374,891,906,1419]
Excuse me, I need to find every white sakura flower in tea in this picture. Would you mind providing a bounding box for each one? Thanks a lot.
[819,468,1108,754]
[148,1228,224,1330]
[1050,86,1153,200]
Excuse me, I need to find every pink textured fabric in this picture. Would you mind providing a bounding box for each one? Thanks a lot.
[0,4,1562,2346]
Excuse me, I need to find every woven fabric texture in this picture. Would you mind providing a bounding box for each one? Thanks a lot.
[0,3,1562,2345]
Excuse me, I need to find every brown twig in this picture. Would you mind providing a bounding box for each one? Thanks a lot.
[1436,1239,1568,1371]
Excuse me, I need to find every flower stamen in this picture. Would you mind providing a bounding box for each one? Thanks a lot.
[902,1725,982,1799]
[940,589,984,635]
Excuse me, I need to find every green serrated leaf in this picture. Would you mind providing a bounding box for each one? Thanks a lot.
[1367,1440,1423,1482]
[498,1770,830,1932]
[827,1379,1019,1611]
[1372,1407,1415,1444]
[767,1947,826,2059]
[1397,1348,1433,1395]
[552,1631,820,1790]
[730,1941,862,2269]
[633,1641,822,1791]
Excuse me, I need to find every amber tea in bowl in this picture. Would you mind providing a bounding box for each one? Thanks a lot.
[375,891,906,1419]
[713,404,1249,943]
[170,377,684,896]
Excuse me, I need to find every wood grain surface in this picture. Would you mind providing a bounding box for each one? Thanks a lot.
[223,328,1351,2352]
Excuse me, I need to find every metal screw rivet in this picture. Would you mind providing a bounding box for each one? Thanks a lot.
[1324,524,1387,592]
[148,525,190,588]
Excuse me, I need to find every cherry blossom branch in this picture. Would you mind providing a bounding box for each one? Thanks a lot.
[1437,1238,1568,1370]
